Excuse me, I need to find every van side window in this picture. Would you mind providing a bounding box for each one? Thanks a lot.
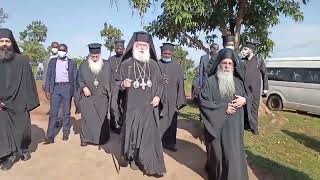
[267,68,320,84]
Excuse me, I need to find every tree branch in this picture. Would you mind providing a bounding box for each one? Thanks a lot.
[182,32,209,54]
[234,0,247,51]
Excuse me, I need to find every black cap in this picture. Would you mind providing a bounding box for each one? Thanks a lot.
[135,32,149,43]
[243,41,257,51]
[115,39,125,47]
[160,43,175,52]
[88,43,102,54]
[0,28,21,54]
[222,35,235,44]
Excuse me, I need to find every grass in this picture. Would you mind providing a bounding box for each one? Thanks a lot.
[179,101,320,180]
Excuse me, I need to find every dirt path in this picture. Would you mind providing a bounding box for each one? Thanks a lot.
[0,89,261,180]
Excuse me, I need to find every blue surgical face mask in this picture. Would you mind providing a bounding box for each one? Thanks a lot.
[162,58,172,62]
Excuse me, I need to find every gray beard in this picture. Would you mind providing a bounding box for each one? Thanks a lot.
[88,58,104,75]
[0,46,15,62]
[217,67,235,100]
[133,47,150,63]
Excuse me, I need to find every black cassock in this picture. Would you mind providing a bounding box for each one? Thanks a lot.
[0,55,40,158]
[76,60,112,145]
[159,60,186,146]
[243,56,268,124]
[109,55,125,130]
[118,57,166,175]
[200,75,249,180]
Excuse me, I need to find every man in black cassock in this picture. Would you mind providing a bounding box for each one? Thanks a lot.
[158,43,186,152]
[199,48,258,180]
[0,28,40,170]
[109,40,125,133]
[240,41,268,125]
[117,31,165,176]
[76,43,112,147]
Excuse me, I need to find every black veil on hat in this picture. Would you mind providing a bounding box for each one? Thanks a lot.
[121,31,157,62]
[208,48,244,80]
[0,28,21,54]
[88,43,102,54]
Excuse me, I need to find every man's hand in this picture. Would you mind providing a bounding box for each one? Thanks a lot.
[122,79,132,88]
[150,96,160,107]
[226,103,237,115]
[263,90,268,95]
[83,87,91,97]
[45,92,51,100]
[231,95,246,109]
[0,102,5,111]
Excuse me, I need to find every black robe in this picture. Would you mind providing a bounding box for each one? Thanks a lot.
[0,54,40,158]
[243,56,268,123]
[200,75,249,180]
[76,60,112,145]
[109,55,125,129]
[118,57,166,174]
[159,60,186,146]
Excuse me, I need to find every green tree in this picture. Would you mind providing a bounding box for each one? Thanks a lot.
[113,0,308,58]
[19,21,48,42]
[73,56,87,67]
[173,46,194,74]
[0,8,8,27]
[100,23,123,57]
[19,21,49,63]
[20,41,47,63]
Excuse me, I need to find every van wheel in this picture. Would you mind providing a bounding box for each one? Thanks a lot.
[267,95,283,111]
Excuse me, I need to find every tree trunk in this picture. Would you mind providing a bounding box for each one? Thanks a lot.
[234,0,247,52]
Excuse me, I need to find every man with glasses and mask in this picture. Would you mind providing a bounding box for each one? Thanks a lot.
[44,44,77,144]
[0,28,39,170]
[240,41,268,126]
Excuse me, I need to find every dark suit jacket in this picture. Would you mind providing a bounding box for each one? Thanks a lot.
[198,54,210,88]
[44,57,77,96]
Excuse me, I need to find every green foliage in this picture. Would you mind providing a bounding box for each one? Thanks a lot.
[20,41,48,63]
[100,23,123,57]
[19,21,48,42]
[73,56,87,67]
[0,8,8,27]
[142,0,308,58]
[173,46,194,73]
[19,21,49,63]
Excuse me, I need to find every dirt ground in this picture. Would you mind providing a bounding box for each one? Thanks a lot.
[0,88,263,180]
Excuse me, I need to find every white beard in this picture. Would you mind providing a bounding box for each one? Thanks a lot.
[88,58,104,75]
[133,47,150,63]
[217,66,235,99]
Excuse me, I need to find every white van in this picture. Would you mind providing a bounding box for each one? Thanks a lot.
[264,57,320,114]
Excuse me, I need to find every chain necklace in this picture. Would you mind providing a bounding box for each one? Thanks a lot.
[133,60,152,90]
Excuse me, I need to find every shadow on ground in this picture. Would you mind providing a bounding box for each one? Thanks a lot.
[281,130,320,153]
[247,150,313,180]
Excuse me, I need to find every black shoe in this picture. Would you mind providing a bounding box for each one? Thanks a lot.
[62,135,69,141]
[21,152,31,161]
[130,161,139,170]
[80,142,88,147]
[43,138,54,144]
[1,155,20,171]
[163,144,178,152]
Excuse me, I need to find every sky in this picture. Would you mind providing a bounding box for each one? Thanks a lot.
[2,0,320,65]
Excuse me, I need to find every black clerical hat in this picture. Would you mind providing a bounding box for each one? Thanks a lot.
[222,35,235,44]
[243,41,257,51]
[160,43,175,52]
[135,32,149,43]
[88,43,102,54]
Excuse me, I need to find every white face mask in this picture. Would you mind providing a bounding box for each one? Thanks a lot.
[51,48,58,54]
[225,46,235,50]
[58,51,67,59]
